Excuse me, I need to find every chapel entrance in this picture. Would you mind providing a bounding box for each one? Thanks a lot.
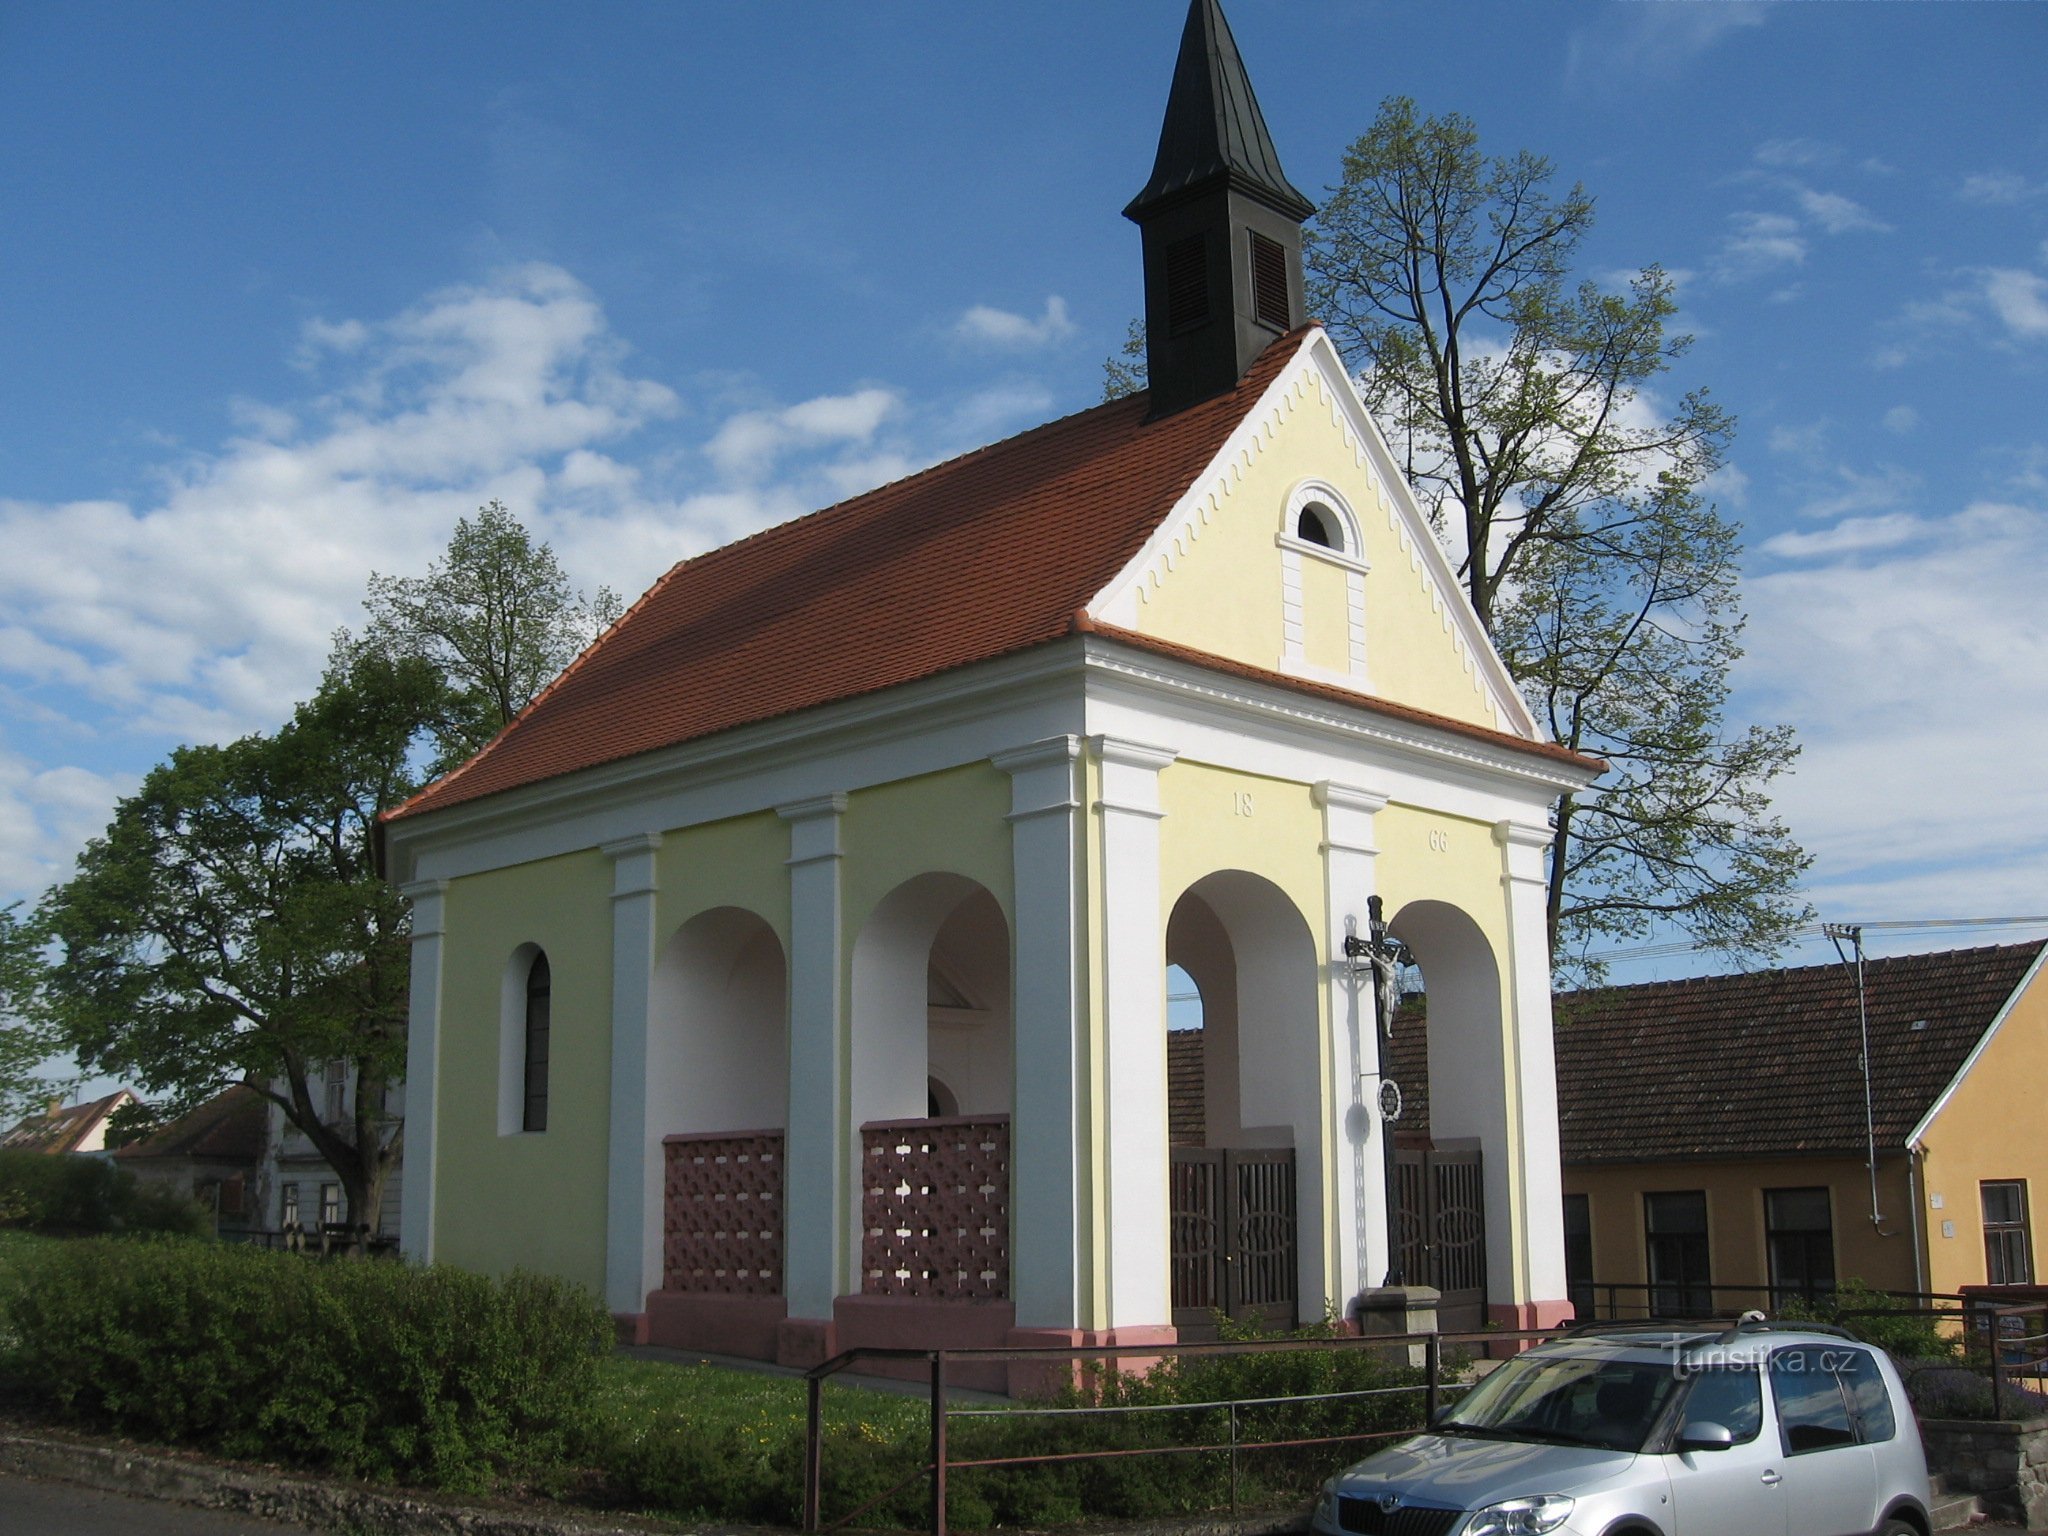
[1162,871,1320,1339]
[1170,1146,1297,1332]
[1394,1143,1487,1334]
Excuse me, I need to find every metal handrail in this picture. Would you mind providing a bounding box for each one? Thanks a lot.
[801,1326,1549,1536]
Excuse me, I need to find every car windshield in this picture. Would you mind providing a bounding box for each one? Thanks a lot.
[1440,1354,1682,1452]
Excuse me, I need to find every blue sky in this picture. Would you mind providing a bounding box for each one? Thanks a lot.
[4,0,2047,1006]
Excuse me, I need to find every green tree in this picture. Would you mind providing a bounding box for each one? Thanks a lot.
[38,644,440,1230]
[365,499,620,773]
[0,902,53,1122]
[1304,98,1808,976]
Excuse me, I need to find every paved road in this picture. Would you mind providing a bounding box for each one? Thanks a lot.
[0,1473,321,1533]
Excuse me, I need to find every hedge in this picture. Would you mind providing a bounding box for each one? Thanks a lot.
[0,1238,610,1491]
[0,1148,210,1237]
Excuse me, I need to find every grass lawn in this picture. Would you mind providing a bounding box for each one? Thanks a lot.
[589,1351,928,1446]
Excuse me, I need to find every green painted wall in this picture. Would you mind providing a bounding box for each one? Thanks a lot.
[435,847,614,1290]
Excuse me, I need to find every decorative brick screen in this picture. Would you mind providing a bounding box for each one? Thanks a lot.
[662,1131,784,1295]
[861,1116,1010,1299]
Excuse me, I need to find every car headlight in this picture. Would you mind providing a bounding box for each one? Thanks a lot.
[1311,1481,1341,1531]
[1463,1494,1575,1535]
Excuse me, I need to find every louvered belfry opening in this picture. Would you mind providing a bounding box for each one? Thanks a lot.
[1249,230,1289,331]
[1125,0,1314,417]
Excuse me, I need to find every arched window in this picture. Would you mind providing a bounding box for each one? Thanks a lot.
[1296,504,1337,548]
[522,952,551,1133]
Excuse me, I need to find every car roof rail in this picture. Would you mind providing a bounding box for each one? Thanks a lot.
[1561,1318,1725,1338]
[1711,1317,1859,1345]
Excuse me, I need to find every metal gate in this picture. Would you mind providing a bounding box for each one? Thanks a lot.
[1170,1147,1297,1335]
[1394,1144,1487,1333]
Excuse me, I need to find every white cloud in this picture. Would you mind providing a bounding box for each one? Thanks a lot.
[952,296,1075,349]
[1714,211,1807,281]
[1795,462,1919,522]
[1881,406,1918,436]
[1565,2,1766,86]
[1757,511,1924,559]
[1742,497,2048,900]
[1767,421,1827,459]
[0,744,133,898]
[1755,138,1838,171]
[1792,187,1888,236]
[1980,268,2048,339]
[703,387,900,481]
[1958,171,2046,206]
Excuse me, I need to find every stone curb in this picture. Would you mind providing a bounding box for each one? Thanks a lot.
[0,1426,1311,1536]
[0,1429,710,1536]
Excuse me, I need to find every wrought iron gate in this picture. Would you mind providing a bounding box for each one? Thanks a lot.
[1394,1144,1487,1333]
[1170,1147,1297,1335]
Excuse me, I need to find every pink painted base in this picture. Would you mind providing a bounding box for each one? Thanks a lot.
[1487,1299,1576,1355]
[1004,1324,1179,1399]
[775,1315,838,1371]
[832,1295,1019,1392]
[645,1291,787,1361]
[612,1311,651,1346]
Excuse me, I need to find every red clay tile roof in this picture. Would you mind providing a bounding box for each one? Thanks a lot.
[389,335,1310,820]
[113,1084,267,1165]
[0,1090,133,1155]
[1552,943,2044,1164]
[388,327,1583,822]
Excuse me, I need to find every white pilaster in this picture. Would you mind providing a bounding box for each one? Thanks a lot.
[603,832,663,1315]
[1092,736,1178,1329]
[993,735,1084,1329]
[398,878,448,1264]
[1496,818,1567,1308]
[1314,783,1389,1309]
[780,793,848,1321]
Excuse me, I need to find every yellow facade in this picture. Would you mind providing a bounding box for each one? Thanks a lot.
[1128,368,1500,733]
[1565,1158,1921,1308]
[1919,961,2048,1294]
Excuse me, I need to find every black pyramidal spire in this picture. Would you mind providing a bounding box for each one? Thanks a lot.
[1125,0,1314,418]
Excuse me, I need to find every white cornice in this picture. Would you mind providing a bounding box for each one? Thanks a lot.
[1080,636,1596,797]
[383,642,1083,882]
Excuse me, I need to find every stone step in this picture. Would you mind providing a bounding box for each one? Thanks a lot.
[1930,1488,1983,1531]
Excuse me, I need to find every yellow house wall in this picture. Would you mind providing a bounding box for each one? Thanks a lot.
[434,848,615,1291]
[1920,963,2048,1293]
[839,765,1014,938]
[1128,372,1498,732]
[1564,1158,1921,1308]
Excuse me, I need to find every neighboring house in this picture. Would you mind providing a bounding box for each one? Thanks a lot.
[1546,941,2048,1313]
[0,1089,135,1155]
[261,1065,404,1242]
[112,1084,267,1235]
[380,0,1600,1367]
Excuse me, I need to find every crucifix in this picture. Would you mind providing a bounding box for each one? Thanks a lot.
[1344,892,1411,1287]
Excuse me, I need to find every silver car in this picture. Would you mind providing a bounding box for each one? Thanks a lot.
[1309,1322,1931,1536]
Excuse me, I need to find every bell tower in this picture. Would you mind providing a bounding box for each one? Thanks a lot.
[1124,0,1314,418]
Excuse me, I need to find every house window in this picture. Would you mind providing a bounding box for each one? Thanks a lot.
[323,1060,346,1123]
[1645,1191,1712,1317]
[282,1183,300,1228]
[1765,1187,1836,1302]
[1296,504,1337,549]
[319,1182,341,1225]
[523,951,552,1133]
[1563,1193,1595,1320]
[1983,1180,2034,1285]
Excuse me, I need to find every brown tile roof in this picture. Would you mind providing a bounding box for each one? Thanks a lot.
[389,335,1311,820]
[1553,943,2045,1164]
[388,328,1589,823]
[1168,1028,1206,1147]
[0,1090,134,1155]
[113,1084,267,1165]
